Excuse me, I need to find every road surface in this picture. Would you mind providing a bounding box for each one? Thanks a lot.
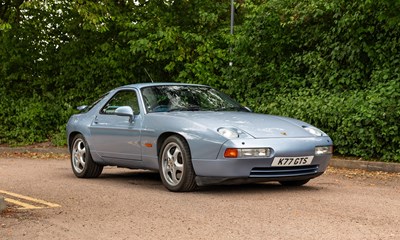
[1,153,399,240]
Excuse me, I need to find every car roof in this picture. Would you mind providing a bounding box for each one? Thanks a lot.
[116,82,209,90]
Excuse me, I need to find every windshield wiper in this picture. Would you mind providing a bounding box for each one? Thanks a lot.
[168,105,202,112]
[213,106,244,112]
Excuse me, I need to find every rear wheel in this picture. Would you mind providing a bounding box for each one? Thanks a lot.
[159,135,197,192]
[71,134,103,178]
[279,179,310,186]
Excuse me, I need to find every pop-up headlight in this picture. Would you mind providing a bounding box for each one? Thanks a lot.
[303,126,325,137]
[217,127,239,139]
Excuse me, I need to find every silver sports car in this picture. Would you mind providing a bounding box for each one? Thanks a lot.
[67,83,333,191]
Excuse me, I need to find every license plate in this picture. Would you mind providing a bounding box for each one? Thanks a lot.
[271,156,314,167]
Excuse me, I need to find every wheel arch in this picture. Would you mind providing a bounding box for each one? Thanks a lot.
[157,132,190,157]
[68,131,82,153]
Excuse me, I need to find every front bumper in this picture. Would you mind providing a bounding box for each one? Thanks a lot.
[191,137,332,185]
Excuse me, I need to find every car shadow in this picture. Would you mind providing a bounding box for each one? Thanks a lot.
[95,169,322,193]
[196,182,322,194]
[99,169,162,186]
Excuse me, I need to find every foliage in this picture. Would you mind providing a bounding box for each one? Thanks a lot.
[264,81,400,162]
[229,0,400,161]
[0,0,399,161]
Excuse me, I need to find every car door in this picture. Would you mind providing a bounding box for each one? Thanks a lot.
[89,89,143,163]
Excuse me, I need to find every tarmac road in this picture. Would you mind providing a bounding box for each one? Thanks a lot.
[0,155,399,240]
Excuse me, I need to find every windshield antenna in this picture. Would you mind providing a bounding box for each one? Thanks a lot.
[144,68,154,83]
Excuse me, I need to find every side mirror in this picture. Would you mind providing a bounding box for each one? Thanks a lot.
[115,106,134,123]
[244,106,252,112]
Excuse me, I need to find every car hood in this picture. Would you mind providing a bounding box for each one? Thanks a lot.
[161,111,316,138]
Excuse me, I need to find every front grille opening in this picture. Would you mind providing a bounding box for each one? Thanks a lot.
[250,165,319,178]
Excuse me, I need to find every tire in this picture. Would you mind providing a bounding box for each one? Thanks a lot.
[70,134,103,178]
[159,135,197,192]
[279,179,310,187]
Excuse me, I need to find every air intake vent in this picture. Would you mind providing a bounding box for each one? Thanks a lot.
[250,165,319,178]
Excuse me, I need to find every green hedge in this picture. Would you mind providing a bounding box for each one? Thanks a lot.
[0,0,399,162]
[260,80,400,162]
[226,0,400,162]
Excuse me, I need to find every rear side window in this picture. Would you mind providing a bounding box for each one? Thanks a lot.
[100,90,140,115]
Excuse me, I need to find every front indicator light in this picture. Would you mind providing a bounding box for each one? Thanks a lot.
[224,148,272,158]
[315,146,333,155]
[224,148,239,158]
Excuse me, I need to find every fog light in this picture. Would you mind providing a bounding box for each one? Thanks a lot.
[224,148,272,158]
[315,146,333,155]
[240,148,271,157]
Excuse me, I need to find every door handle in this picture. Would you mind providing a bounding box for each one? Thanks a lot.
[93,116,99,124]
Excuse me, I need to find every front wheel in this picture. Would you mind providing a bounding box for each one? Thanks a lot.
[279,179,310,187]
[71,134,103,178]
[159,135,197,192]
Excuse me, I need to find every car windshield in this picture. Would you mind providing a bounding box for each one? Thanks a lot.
[141,85,247,113]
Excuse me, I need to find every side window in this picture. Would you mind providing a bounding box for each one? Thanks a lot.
[100,90,140,115]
